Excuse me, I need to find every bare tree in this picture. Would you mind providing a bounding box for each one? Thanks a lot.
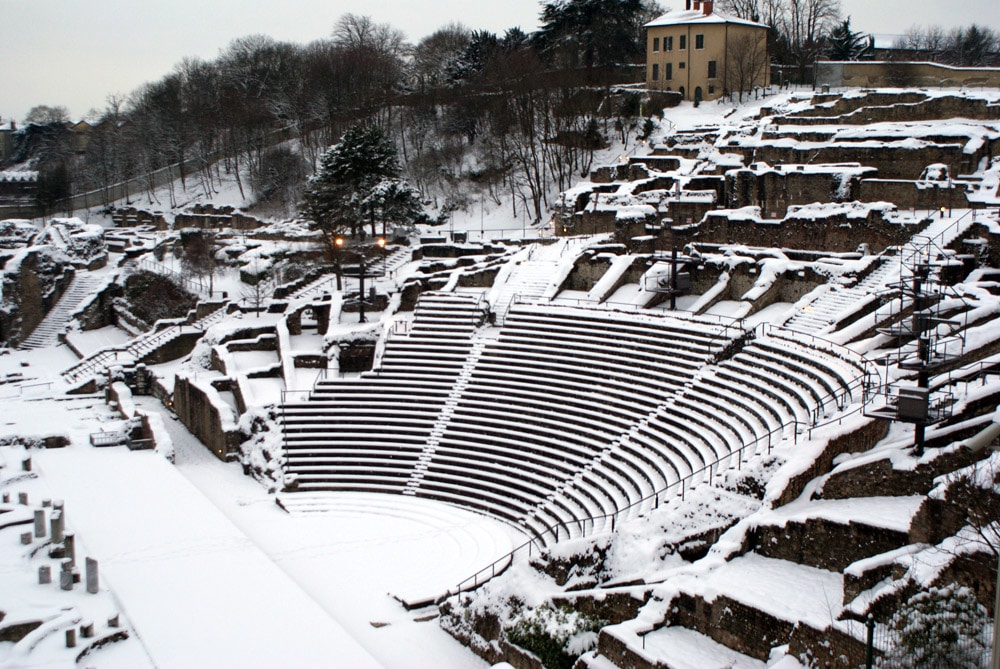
[23,105,71,126]
[783,0,842,80]
[720,0,785,26]
[726,31,770,103]
[412,23,471,91]
[331,13,408,59]
[180,229,220,295]
[240,272,276,317]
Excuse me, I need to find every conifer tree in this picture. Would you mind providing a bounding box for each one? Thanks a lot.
[302,123,423,251]
[826,17,870,61]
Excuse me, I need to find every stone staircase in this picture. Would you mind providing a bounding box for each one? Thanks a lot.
[402,338,487,496]
[781,257,899,334]
[18,274,104,350]
[491,242,574,324]
[575,415,994,669]
[61,303,229,386]
[383,245,413,274]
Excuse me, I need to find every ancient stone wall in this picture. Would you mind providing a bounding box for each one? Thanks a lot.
[775,418,890,506]
[788,622,868,669]
[112,207,166,229]
[747,143,972,181]
[859,179,965,210]
[751,518,910,572]
[725,169,863,219]
[766,91,926,119]
[594,630,661,669]
[815,63,1000,101]
[171,375,241,460]
[0,248,75,346]
[682,209,916,253]
[563,255,615,292]
[819,444,984,500]
[666,591,795,661]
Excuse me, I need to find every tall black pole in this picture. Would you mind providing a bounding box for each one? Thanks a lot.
[670,247,679,311]
[358,256,367,323]
[912,270,928,455]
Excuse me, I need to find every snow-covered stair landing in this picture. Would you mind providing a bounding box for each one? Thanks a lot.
[781,256,898,334]
[489,239,582,323]
[18,274,104,350]
[61,303,229,385]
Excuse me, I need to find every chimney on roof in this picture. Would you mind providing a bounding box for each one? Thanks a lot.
[703,1,713,15]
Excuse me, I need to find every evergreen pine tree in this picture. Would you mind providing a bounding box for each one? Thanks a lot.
[826,18,870,61]
[302,123,422,250]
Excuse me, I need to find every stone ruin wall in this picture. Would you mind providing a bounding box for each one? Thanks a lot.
[0,249,75,347]
[678,209,915,254]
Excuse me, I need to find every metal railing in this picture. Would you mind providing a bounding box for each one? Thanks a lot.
[62,303,228,384]
[444,325,878,601]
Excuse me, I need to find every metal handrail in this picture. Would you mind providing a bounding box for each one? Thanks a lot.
[445,326,878,601]
[446,419,803,599]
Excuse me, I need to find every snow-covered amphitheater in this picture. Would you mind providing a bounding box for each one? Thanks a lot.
[2,88,1000,669]
[280,290,868,558]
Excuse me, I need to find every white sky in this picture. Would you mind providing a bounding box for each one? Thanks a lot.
[2,0,999,124]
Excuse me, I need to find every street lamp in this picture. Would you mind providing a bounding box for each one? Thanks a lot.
[376,236,387,277]
[334,236,372,323]
[333,236,345,290]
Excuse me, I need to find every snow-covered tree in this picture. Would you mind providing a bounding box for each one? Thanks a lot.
[880,585,992,669]
[302,123,424,251]
[412,23,472,91]
[363,178,425,237]
[534,0,655,72]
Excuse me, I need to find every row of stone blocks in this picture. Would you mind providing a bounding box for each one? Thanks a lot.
[8,490,105,649]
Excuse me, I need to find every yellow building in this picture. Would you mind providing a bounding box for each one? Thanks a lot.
[645,0,769,103]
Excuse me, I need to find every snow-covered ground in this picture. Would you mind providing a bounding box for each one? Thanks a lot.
[3,86,1000,668]
[0,363,521,668]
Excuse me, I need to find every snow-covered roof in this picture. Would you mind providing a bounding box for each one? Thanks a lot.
[0,171,38,183]
[645,8,768,30]
[871,33,906,50]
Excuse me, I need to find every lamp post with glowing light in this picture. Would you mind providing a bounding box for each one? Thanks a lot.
[334,236,377,323]
[376,236,387,277]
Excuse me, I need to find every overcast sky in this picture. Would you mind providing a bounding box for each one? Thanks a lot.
[2,0,999,124]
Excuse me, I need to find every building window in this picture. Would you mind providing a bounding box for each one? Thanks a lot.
[666,63,673,80]
[695,34,704,49]
[665,36,673,51]
[653,37,660,52]
[708,60,717,78]
[679,34,686,50]
[652,63,659,80]
[709,85,716,95]
[679,61,685,69]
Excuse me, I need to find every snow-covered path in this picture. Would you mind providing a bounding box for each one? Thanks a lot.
[31,444,382,669]
[136,397,504,669]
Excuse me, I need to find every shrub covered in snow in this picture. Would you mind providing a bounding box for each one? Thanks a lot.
[504,603,606,669]
[879,585,992,669]
[121,270,198,326]
[238,406,283,489]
